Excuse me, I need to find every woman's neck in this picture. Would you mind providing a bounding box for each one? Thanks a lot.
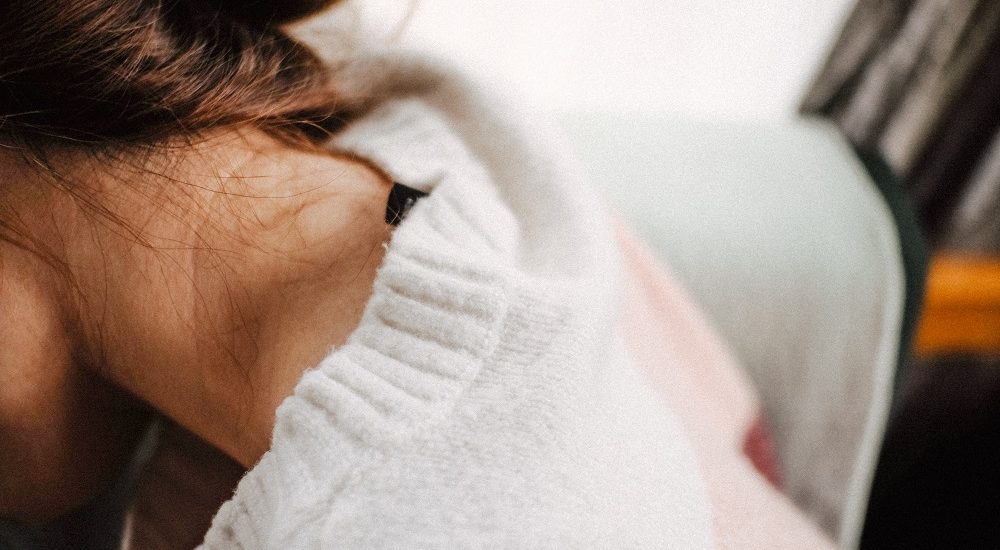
[1,130,393,482]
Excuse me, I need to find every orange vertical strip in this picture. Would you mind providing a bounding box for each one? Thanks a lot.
[914,255,1000,357]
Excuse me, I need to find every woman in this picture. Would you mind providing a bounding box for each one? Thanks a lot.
[0,0,836,547]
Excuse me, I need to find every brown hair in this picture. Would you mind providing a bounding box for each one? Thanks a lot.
[0,0,354,269]
[0,0,345,150]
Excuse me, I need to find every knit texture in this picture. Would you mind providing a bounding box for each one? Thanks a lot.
[200,52,717,549]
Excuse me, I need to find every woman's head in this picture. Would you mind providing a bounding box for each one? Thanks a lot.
[0,0,361,280]
[0,0,395,527]
[0,0,344,150]
[0,0,388,378]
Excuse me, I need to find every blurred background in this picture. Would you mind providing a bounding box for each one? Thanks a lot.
[357,0,853,120]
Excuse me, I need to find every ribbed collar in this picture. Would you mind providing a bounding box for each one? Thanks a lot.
[202,53,623,547]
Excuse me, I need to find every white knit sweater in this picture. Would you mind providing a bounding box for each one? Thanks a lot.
[200,53,715,549]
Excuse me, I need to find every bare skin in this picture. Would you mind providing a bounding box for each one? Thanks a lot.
[0,128,393,526]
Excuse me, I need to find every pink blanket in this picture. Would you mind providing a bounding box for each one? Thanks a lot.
[616,219,834,548]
